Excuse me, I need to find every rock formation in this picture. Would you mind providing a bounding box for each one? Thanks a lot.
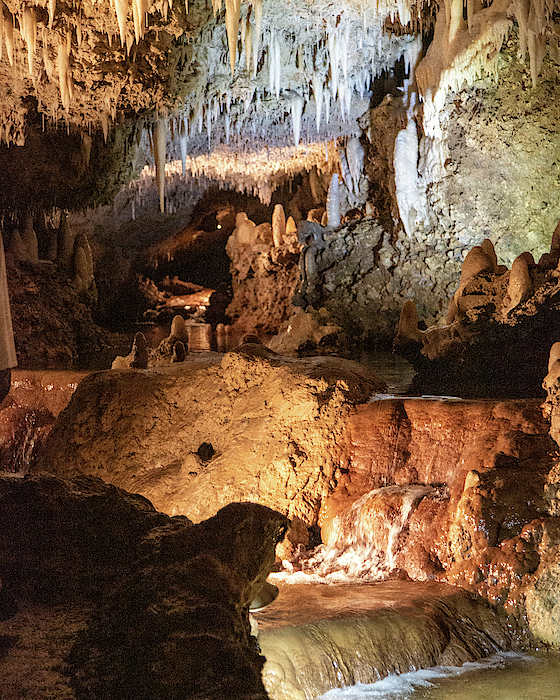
[393,228,560,396]
[0,473,288,699]
[225,212,301,335]
[38,347,384,533]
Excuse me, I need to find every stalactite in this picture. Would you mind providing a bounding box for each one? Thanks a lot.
[312,74,323,131]
[252,0,262,77]
[57,34,72,112]
[153,119,167,214]
[244,16,252,72]
[225,0,241,75]
[48,0,56,29]
[21,5,37,76]
[528,29,547,87]
[115,0,130,48]
[513,0,531,60]
[4,11,14,67]
[446,0,465,43]
[0,5,4,61]
[290,92,304,147]
[179,118,187,176]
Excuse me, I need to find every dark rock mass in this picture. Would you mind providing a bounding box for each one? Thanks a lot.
[0,473,288,699]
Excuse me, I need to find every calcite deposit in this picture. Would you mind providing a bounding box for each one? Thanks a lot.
[225,210,301,335]
[38,345,384,531]
[393,230,560,396]
[0,473,288,699]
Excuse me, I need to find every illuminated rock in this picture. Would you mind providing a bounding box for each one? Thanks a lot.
[503,253,532,314]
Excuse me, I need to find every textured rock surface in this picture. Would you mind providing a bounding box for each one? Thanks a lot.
[7,262,128,369]
[38,347,384,528]
[299,45,560,347]
[225,224,301,335]
[315,397,559,617]
[0,473,288,699]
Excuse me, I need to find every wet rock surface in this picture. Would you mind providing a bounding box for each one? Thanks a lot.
[301,397,560,622]
[255,581,520,700]
[0,473,287,699]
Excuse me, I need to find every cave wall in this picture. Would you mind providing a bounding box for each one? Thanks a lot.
[299,36,560,344]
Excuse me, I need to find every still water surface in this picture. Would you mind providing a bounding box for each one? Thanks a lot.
[318,652,560,700]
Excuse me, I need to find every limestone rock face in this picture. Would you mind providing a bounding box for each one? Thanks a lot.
[0,473,288,699]
[225,221,301,335]
[38,349,384,527]
[7,262,128,369]
[525,527,560,647]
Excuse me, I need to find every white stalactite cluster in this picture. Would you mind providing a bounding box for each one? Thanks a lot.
[139,137,341,207]
[0,0,186,146]
[146,0,423,210]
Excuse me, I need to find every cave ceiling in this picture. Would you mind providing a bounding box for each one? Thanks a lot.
[0,0,558,212]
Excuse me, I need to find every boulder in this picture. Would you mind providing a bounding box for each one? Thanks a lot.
[0,473,288,699]
[38,350,384,528]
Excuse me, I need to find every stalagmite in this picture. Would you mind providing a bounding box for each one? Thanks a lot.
[503,254,533,314]
[455,246,494,301]
[550,221,560,260]
[272,204,286,247]
[22,213,39,264]
[326,174,340,228]
[548,342,560,373]
[74,232,94,287]
[225,0,241,75]
[131,332,149,369]
[169,315,190,346]
[285,216,297,240]
[57,212,75,273]
[346,136,365,195]
[153,120,167,214]
[480,238,497,272]
[395,300,423,345]
[0,231,17,373]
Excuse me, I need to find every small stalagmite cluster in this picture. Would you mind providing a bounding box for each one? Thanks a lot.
[2,212,97,304]
[112,314,190,368]
[393,222,560,394]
